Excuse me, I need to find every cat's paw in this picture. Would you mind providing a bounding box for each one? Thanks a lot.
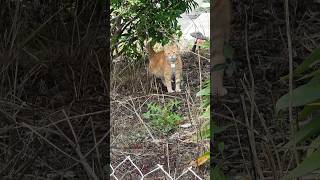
[167,89,174,93]
[175,88,181,92]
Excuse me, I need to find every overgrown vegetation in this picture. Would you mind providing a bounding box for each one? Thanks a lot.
[276,47,320,180]
[213,0,320,179]
[0,1,108,179]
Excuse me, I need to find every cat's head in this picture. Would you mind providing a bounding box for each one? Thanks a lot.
[164,44,179,63]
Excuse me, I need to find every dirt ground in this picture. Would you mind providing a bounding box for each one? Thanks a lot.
[110,50,211,179]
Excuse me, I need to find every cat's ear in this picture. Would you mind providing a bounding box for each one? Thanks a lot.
[173,42,180,51]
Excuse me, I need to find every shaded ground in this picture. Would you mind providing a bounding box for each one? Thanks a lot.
[213,0,320,179]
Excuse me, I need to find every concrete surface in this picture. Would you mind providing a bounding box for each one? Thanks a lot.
[177,0,210,51]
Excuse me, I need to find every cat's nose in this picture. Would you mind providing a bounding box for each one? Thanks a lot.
[169,55,176,60]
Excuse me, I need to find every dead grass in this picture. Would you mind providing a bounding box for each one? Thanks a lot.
[0,1,108,179]
[110,50,211,179]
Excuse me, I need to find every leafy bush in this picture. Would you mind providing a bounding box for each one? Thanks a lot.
[111,0,198,59]
[143,99,182,134]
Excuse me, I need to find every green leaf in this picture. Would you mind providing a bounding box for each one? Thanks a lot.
[211,166,227,180]
[298,104,320,121]
[281,149,320,180]
[202,40,210,48]
[309,102,320,106]
[294,47,320,76]
[297,69,320,82]
[275,79,320,113]
[281,47,320,80]
[309,74,320,84]
[196,87,210,97]
[307,136,320,157]
[201,105,210,119]
[199,123,210,139]
[284,116,320,147]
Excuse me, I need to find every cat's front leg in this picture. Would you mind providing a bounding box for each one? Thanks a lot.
[175,71,182,92]
[166,82,174,93]
[164,74,174,93]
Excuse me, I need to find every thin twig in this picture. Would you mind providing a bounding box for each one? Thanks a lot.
[223,104,251,175]
[242,80,283,178]
[241,94,264,179]
[21,122,79,162]
[128,98,158,143]
[284,0,299,167]
[244,7,265,179]
[62,111,99,180]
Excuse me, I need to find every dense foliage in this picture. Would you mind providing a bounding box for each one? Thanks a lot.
[111,0,197,59]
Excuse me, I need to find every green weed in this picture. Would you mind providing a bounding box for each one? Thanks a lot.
[143,99,182,134]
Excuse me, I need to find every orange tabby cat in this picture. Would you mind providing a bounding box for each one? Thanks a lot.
[212,0,231,97]
[146,42,182,93]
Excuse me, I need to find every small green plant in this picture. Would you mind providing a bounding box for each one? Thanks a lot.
[201,40,210,50]
[143,99,182,134]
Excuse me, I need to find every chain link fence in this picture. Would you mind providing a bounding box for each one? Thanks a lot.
[110,156,204,180]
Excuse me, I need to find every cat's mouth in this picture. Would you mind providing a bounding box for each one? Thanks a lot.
[167,55,177,63]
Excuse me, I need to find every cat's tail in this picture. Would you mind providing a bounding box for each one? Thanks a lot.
[145,41,155,56]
